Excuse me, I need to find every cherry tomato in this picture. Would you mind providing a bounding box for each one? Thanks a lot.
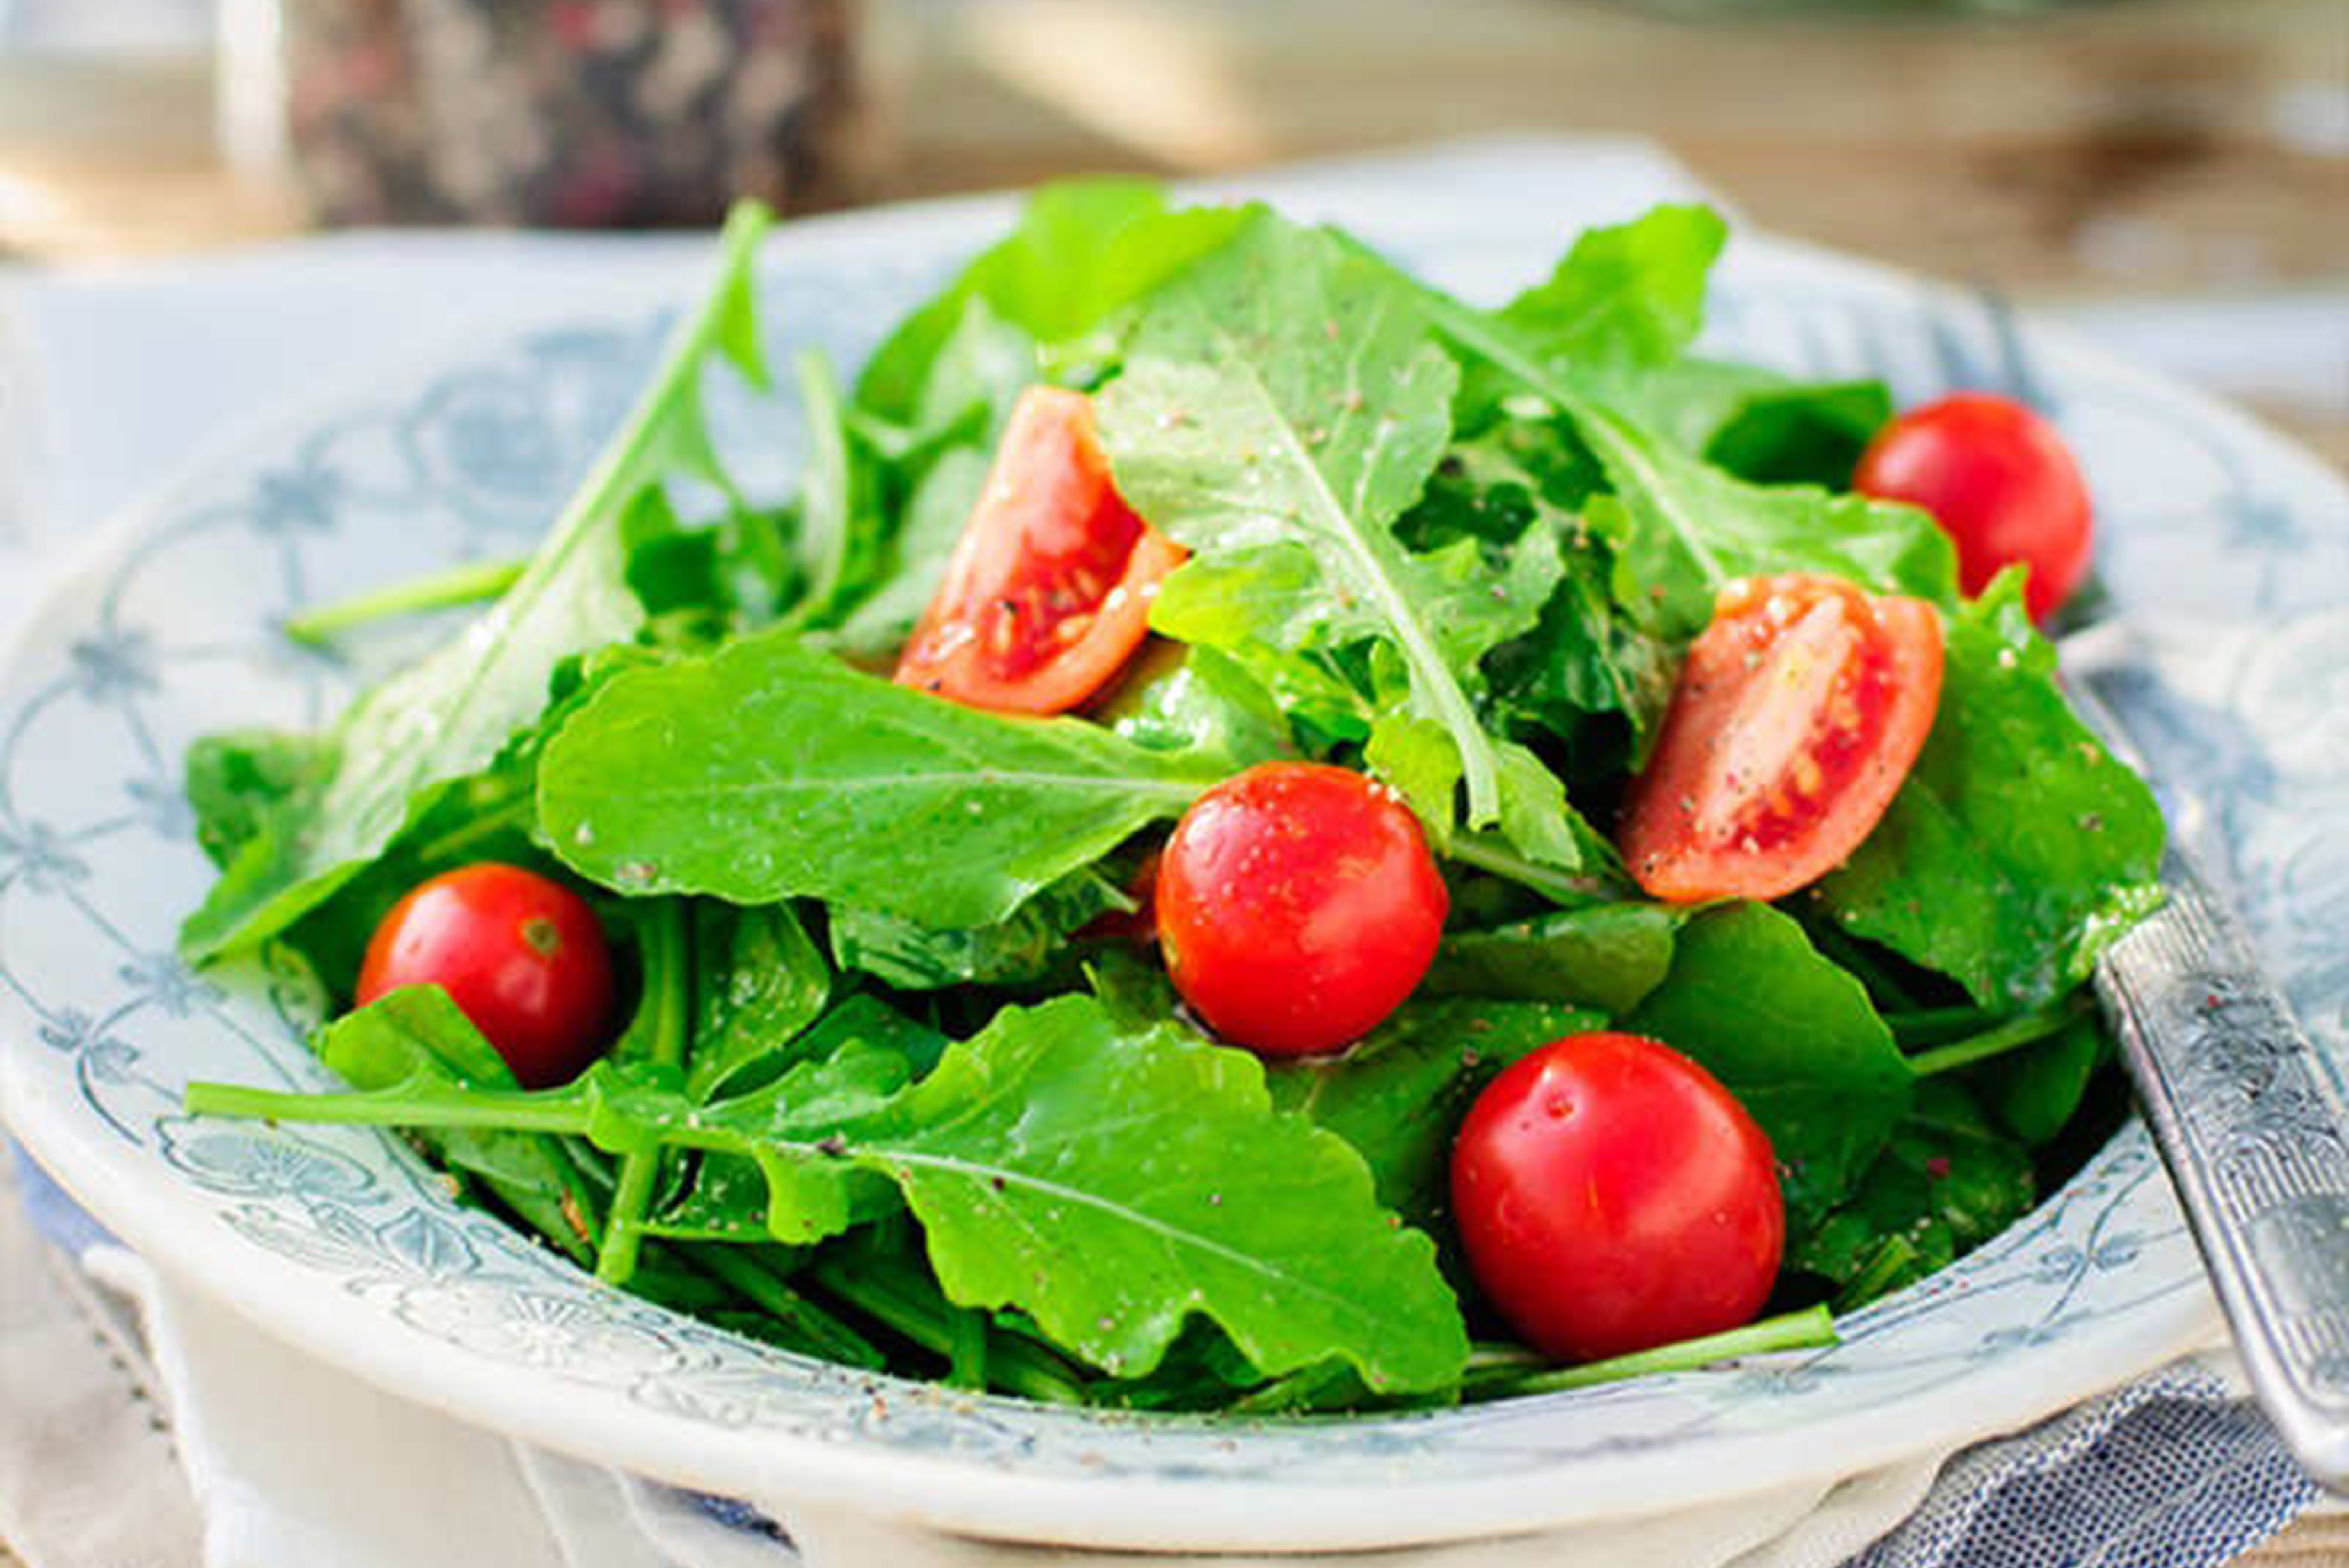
[1451,1031,1784,1363]
[894,385,1187,715]
[1854,392,2094,621]
[1619,573,1943,903]
[356,863,617,1089]
[1155,762,1447,1057]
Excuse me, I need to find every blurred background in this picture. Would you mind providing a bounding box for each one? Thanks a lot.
[0,0,2341,464]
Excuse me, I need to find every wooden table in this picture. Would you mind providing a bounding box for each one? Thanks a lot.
[1,1,2343,1562]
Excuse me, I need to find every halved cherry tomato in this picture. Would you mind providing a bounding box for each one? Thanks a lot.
[1620,573,1942,903]
[1155,762,1447,1057]
[894,385,1187,714]
[1854,392,2093,621]
[356,863,617,1088]
[1451,1032,1784,1363]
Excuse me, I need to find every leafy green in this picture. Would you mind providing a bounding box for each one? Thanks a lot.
[688,902,832,1101]
[1623,362,1891,489]
[827,869,1128,991]
[313,986,599,1263]
[1097,214,1547,837]
[537,630,1222,927]
[181,203,777,961]
[1788,1081,2035,1306]
[193,995,1470,1391]
[857,997,1468,1387]
[1983,1011,2112,1148]
[1627,903,1913,1223]
[1816,572,2167,1010]
[1496,203,1726,372]
[1268,998,1603,1228]
[1382,253,1959,641]
[825,443,988,661]
[1423,903,1679,1016]
[185,730,332,872]
[1096,642,1293,770]
[855,180,1247,426]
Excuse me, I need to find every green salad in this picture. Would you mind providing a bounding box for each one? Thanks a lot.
[180,184,2167,1413]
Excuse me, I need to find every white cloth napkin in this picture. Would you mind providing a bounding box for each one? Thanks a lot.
[0,136,2330,1568]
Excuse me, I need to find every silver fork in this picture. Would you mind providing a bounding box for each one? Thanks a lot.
[2067,639,2349,1491]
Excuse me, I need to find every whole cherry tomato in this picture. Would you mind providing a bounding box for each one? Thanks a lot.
[1451,1031,1785,1363]
[895,385,1187,714]
[356,863,617,1088]
[1854,391,2093,621]
[1619,573,1943,903]
[1155,762,1447,1057]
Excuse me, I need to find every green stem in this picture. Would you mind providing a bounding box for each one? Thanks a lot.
[597,903,693,1285]
[809,1256,1085,1406]
[1884,1004,1995,1047]
[1834,1235,1923,1313]
[282,556,530,646]
[1906,996,2089,1079]
[683,1244,885,1371]
[1446,834,1614,905]
[1464,1306,1837,1400]
[407,793,537,869]
[184,1080,590,1136]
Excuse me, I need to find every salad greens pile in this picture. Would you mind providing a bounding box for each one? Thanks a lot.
[179,184,2165,1413]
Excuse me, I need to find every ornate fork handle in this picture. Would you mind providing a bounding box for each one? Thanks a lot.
[2096,859,2349,1491]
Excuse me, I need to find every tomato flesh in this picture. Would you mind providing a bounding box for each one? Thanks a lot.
[356,863,617,1089]
[1155,762,1447,1057]
[1855,391,2093,621]
[1451,1032,1784,1363]
[1620,573,1942,903]
[894,385,1186,714]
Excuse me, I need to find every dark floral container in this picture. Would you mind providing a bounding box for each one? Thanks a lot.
[282,0,877,226]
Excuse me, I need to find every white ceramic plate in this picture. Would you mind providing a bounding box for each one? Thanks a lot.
[6,172,2346,1555]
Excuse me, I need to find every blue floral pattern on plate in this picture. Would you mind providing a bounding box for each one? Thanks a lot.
[3,199,2342,1546]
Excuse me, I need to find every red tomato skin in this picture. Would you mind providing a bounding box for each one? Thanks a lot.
[1155,762,1448,1057]
[356,864,617,1089]
[894,385,1187,715]
[1620,574,1943,903]
[1451,1032,1785,1363]
[1855,392,2093,621]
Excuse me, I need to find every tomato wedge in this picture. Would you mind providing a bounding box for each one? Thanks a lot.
[894,386,1187,715]
[1620,574,1943,903]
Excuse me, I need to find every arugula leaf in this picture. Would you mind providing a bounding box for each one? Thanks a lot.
[827,869,1128,991]
[1816,573,2167,1010]
[185,729,332,872]
[538,630,1223,927]
[1788,1080,2035,1306]
[1095,641,1293,769]
[181,202,777,961]
[825,443,990,662]
[1610,361,1891,489]
[1574,429,1956,641]
[1982,1011,2112,1148]
[1377,256,1959,642]
[315,986,600,1263]
[1268,998,1603,1228]
[1496,204,1726,372]
[1099,214,1540,834]
[193,995,1471,1391]
[1627,902,1913,1223]
[855,180,1247,425]
[846,996,1469,1388]
[1423,903,1679,1016]
[791,993,950,1081]
[688,902,832,1101]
